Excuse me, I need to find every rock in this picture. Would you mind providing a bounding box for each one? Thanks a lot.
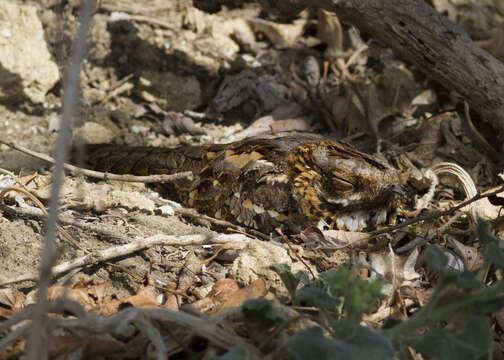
[135,70,201,112]
[229,239,317,300]
[0,1,59,104]
[74,122,114,144]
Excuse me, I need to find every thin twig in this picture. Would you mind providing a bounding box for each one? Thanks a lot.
[369,184,504,236]
[0,187,81,249]
[276,228,316,279]
[27,1,95,358]
[0,233,250,286]
[99,3,175,15]
[462,101,499,159]
[0,139,193,183]
[0,168,31,188]
[159,199,269,240]
[0,204,132,244]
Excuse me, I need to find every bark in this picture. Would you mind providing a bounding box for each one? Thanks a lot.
[259,0,504,143]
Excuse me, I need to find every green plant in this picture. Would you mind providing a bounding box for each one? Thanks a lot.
[229,219,504,360]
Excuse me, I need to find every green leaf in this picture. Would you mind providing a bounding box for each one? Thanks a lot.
[242,298,286,330]
[477,219,500,246]
[319,267,352,294]
[454,270,482,290]
[270,263,309,301]
[347,326,394,360]
[414,316,492,360]
[425,246,449,272]
[284,326,393,360]
[295,286,340,310]
[320,267,382,316]
[283,327,351,360]
[472,296,504,315]
[211,345,249,360]
[484,241,504,269]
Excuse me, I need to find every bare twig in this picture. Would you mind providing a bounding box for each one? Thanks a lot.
[94,74,134,105]
[0,139,193,183]
[99,3,175,15]
[27,1,95,358]
[0,233,250,286]
[158,199,269,240]
[2,304,259,358]
[97,8,176,30]
[0,187,81,249]
[0,204,132,244]
[369,184,504,236]
[461,101,499,159]
[276,228,316,279]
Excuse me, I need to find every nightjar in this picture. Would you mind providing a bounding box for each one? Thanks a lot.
[79,133,402,234]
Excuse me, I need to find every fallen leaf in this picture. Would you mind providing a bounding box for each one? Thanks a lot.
[218,278,268,310]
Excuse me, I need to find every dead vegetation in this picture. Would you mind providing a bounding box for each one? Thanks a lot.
[0,0,504,358]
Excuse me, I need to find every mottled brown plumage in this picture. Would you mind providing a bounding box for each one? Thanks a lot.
[79,134,401,233]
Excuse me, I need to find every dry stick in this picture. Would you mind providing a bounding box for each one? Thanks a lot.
[0,203,189,295]
[160,199,269,240]
[0,187,82,249]
[0,169,83,248]
[27,2,95,359]
[0,204,132,244]
[311,0,504,134]
[94,74,134,105]
[0,139,193,183]
[276,228,316,278]
[0,233,250,286]
[99,3,175,15]
[462,101,499,159]
[44,306,258,356]
[369,184,504,236]
[0,168,31,188]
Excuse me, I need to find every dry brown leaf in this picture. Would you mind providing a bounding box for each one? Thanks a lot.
[47,279,110,312]
[99,274,158,316]
[163,294,179,311]
[233,115,275,139]
[193,278,239,312]
[218,278,268,311]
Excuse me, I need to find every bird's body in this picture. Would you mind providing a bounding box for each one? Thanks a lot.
[80,134,400,233]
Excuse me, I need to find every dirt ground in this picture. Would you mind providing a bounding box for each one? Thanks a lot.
[1,0,504,357]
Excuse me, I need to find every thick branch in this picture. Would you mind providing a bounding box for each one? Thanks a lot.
[262,0,504,141]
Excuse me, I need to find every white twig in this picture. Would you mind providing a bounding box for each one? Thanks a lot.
[0,234,250,286]
[27,2,95,358]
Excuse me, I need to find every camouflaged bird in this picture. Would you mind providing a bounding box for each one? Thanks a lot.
[80,133,401,234]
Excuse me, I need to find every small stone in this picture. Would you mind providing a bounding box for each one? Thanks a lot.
[48,116,61,133]
[158,205,175,216]
[75,122,114,144]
